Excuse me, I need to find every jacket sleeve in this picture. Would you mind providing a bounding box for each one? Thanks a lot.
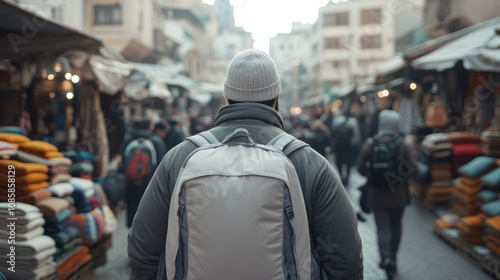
[127,145,183,280]
[310,158,364,279]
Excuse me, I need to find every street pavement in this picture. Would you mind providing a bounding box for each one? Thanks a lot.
[93,165,493,280]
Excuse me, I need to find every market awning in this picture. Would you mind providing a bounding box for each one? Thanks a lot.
[412,17,500,71]
[0,1,102,62]
[132,62,197,90]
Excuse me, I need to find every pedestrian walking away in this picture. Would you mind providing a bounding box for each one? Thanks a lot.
[128,49,363,280]
[357,110,414,280]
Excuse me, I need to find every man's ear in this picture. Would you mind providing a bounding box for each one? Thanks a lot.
[273,98,279,112]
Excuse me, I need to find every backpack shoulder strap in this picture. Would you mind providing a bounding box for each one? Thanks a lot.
[186,131,219,147]
[267,132,309,157]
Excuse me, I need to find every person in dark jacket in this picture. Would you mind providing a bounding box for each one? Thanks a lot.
[122,119,166,228]
[357,110,413,278]
[128,49,363,280]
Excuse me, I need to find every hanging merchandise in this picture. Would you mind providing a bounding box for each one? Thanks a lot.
[425,101,448,128]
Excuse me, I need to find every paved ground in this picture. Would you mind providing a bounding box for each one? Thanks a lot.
[93,165,493,280]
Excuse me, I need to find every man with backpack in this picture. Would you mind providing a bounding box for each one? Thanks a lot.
[357,110,413,280]
[332,109,361,186]
[122,119,166,228]
[128,49,363,280]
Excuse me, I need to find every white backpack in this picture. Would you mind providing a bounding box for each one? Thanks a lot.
[158,128,320,280]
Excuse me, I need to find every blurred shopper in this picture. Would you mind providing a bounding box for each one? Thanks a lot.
[165,117,185,149]
[357,110,413,279]
[128,49,363,280]
[121,119,166,228]
[307,119,331,157]
[332,108,361,186]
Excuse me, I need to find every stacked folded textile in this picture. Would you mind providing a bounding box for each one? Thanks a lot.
[451,157,498,216]
[415,133,454,205]
[57,246,92,280]
[64,151,95,180]
[435,213,461,229]
[0,203,57,280]
[457,215,485,245]
[0,141,17,157]
[0,160,50,203]
[70,178,96,213]
[0,133,30,145]
[18,141,64,160]
[485,216,500,259]
[481,127,500,157]
[48,157,72,185]
[448,131,483,177]
[36,197,71,234]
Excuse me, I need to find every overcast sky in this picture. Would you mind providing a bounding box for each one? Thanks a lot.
[202,0,332,52]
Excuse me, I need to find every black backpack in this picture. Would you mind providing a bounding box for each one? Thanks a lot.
[335,118,353,147]
[367,134,403,188]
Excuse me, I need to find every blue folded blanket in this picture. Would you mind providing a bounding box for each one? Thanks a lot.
[482,200,500,217]
[482,168,500,188]
[458,156,497,178]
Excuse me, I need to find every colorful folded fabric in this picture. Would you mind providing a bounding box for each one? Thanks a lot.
[68,163,94,175]
[0,160,49,175]
[0,226,43,241]
[0,202,39,216]
[70,177,95,197]
[456,181,481,195]
[479,190,499,203]
[54,242,81,264]
[487,241,500,254]
[482,200,500,217]
[458,156,497,178]
[71,188,92,214]
[36,197,70,218]
[0,260,57,280]
[448,132,482,144]
[0,133,30,144]
[70,212,97,242]
[51,173,72,184]
[451,188,478,204]
[91,208,106,239]
[457,223,484,236]
[486,216,500,232]
[0,182,50,196]
[0,211,42,226]
[101,205,117,234]
[0,141,16,156]
[46,225,80,248]
[48,182,74,198]
[42,151,64,159]
[0,235,55,255]
[57,246,92,280]
[453,144,482,157]
[44,209,72,224]
[48,157,72,167]
[482,168,500,188]
[0,172,48,185]
[0,127,25,135]
[460,215,484,227]
[11,150,51,166]
[44,219,70,234]
[15,188,52,204]
[0,247,56,268]
[19,140,58,154]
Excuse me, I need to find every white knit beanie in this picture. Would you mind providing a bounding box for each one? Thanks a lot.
[224,49,281,102]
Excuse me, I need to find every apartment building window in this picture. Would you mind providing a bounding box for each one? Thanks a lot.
[323,12,349,27]
[51,6,61,20]
[94,4,122,25]
[360,8,382,25]
[324,37,344,49]
[360,35,382,49]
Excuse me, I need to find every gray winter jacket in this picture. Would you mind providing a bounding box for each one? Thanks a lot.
[128,103,363,280]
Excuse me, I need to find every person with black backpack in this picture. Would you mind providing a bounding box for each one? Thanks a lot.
[357,110,414,280]
[122,119,166,228]
[332,109,361,186]
[128,49,363,280]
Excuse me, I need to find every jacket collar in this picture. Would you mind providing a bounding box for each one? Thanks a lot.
[214,103,285,130]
